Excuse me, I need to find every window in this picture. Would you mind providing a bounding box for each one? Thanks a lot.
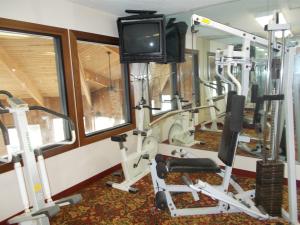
[148,62,175,116]
[0,19,77,161]
[178,49,200,107]
[70,31,135,145]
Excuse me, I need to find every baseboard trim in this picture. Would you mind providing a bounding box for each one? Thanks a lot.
[0,164,121,225]
[52,163,121,200]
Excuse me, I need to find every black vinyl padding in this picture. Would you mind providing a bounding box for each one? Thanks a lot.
[167,158,221,173]
[225,91,237,113]
[218,115,239,167]
[230,95,245,132]
[253,100,262,124]
[218,94,245,166]
[251,84,259,103]
[111,134,128,142]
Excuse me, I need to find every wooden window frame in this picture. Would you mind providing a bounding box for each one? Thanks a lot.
[0,18,79,174]
[69,30,136,146]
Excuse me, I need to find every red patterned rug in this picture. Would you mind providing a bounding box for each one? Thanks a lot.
[51,170,298,225]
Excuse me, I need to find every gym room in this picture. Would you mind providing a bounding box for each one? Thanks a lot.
[0,0,299,224]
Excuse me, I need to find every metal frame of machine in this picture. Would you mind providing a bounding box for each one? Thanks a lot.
[0,91,82,225]
[188,13,298,224]
[106,73,159,193]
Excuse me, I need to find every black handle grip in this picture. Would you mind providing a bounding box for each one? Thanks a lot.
[251,84,259,103]
[0,109,9,114]
[0,120,9,145]
[0,90,13,98]
[204,83,217,90]
[214,106,220,112]
[262,94,284,101]
[151,107,161,110]
[142,105,161,110]
[180,99,189,103]
[132,106,141,110]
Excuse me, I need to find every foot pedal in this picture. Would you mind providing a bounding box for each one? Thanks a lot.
[112,170,123,177]
[142,154,150,160]
[55,194,82,205]
[128,187,138,193]
[155,191,168,210]
[106,181,114,187]
[32,205,60,219]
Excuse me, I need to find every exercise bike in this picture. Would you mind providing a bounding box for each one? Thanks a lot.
[166,95,204,147]
[106,95,160,193]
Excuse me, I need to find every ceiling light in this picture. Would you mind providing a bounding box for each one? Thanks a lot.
[255,13,293,38]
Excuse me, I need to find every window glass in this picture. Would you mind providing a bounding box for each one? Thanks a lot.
[76,41,130,135]
[0,30,68,156]
[148,63,173,115]
[178,53,193,105]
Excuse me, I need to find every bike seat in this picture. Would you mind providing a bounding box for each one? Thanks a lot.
[111,134,128,142]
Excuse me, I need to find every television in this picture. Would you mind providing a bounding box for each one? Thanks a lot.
[165,18,188,63]
[117,11,166,63]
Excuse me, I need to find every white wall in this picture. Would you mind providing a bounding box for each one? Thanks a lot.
[0,0,126,221]
[0,0,118,37]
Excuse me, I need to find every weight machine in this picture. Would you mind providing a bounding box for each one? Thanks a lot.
[149,14,298,224]
[0,90,82,225]
[150,94,269,219]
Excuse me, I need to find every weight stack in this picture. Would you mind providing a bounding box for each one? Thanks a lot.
[255,160,284,217]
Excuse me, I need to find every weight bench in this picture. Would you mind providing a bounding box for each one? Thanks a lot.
[150,94,269,219]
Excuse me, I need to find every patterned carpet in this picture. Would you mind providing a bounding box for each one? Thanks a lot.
[49,114,298,224]
[51,169,298,225]
[193,127,262,158]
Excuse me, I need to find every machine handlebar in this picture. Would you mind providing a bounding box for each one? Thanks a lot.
[0,91,76,163]
[28,106,76,151]
[0,90,13,98]
[133,105,161,111]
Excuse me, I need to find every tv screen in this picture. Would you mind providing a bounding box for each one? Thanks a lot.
[122,22,161,54]
[117,14,166,63]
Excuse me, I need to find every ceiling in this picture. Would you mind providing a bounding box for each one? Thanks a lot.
[68,0,235,16]
[69,0,300,40]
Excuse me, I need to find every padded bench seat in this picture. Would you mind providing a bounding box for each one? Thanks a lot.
[167,158,221,173]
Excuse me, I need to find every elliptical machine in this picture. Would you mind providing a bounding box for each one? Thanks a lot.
[166,94,205,147]
[0,90,82,225]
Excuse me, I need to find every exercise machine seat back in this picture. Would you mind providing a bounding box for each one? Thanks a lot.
[218,95,245,167]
